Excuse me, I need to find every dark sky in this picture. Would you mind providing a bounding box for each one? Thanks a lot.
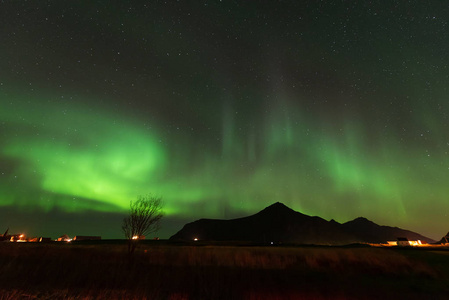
[1,1,448,240]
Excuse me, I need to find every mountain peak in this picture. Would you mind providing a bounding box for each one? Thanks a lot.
[266,202,291,210]
[258,202,296,215]
[351,217,373,223]
[343,217,377,228]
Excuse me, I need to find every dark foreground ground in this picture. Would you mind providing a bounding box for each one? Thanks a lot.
[0,241,449,299]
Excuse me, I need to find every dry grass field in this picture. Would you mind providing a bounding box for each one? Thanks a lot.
[0,242,448,299]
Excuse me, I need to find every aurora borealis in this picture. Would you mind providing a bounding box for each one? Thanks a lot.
[1,1,448,239]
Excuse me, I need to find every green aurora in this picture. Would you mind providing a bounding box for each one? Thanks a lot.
[1,1,448,239]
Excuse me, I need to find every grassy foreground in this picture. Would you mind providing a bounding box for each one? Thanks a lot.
[0,242,448,299]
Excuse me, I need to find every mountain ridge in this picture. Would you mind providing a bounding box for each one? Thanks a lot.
[169,202,435,244]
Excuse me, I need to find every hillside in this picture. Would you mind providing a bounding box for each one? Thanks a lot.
[170,202,435,244]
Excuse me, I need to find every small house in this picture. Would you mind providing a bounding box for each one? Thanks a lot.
[57,235,72,242]
[397,237,410,247]
[10,234,26,242]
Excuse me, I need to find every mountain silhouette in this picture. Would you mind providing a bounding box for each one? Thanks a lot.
[438,232,449,244]
[341,217,433,244]
[169,202,435,244]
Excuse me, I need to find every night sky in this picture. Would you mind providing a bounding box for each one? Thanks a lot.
[1,1,448,240]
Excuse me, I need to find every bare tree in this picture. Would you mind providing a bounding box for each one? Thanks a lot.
[122,195,163,255]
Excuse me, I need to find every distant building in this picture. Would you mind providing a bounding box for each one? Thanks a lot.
[27,237,52,242]
[397,237,410,246]
[10,234,26,242]
[396,237,423,247]
[57,235,72,242]
[73,236,101,241]
[409,240,423,246]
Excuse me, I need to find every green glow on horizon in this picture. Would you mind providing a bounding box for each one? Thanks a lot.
[1,93,166,211]
[1,89,449,239]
